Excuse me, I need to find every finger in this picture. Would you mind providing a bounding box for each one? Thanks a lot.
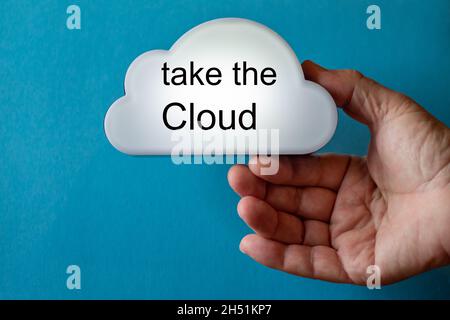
[228,164,336,222]
[240,234,351,283]
[265,185,335,222]
[238,197,331,246]
[228,164,266,198]
[302,60,359,108]
[302,60,421,127]
[303,220,330,246]
[238,196,304,244]
[248,154,351,191]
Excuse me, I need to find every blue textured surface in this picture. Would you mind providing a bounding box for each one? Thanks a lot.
[1,0,449,299]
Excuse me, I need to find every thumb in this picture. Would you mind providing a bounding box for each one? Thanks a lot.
[301,60,420,128]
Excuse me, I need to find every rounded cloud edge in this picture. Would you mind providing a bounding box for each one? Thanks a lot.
[104,18,338,155]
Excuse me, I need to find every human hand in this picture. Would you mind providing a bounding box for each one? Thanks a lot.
[228,61,450,285]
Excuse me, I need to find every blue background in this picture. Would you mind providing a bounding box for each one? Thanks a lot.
[1,0,449,299]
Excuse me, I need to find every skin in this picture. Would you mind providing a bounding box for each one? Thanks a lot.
[228,61,450,285]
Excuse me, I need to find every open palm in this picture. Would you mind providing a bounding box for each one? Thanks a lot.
[228,61,450,285]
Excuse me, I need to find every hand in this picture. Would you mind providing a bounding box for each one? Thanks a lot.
[228,61,450,285]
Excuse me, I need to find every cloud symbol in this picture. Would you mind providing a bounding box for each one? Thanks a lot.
[104,18,337,155]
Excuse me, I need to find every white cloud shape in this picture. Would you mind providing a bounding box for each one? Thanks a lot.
[104,18,337,155]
